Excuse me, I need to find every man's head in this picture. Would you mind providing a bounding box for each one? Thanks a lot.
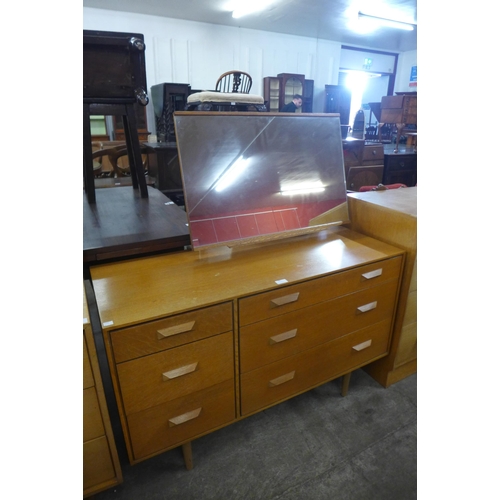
[292,95,303,108]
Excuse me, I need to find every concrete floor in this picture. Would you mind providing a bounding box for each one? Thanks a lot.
[91,369,417,500]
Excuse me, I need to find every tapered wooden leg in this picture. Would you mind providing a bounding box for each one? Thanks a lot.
[341,372,352,397]
[182,442,193,470]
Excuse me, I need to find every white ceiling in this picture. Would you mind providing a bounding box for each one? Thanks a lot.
[83,0,417,52]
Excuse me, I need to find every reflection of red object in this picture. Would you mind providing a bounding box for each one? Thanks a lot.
[190,199,344,247]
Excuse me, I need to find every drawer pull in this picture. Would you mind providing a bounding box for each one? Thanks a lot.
[361,268,382,280]
[269,329,297,345]
[168,407,202,427]
[269,370,296,387]
[357,301,377,313]
[352,339,372,351]
[157,321,196,340]
[270,292,300,308]
[162,362,198,381]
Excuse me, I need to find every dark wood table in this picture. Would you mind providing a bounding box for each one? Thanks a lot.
[83,186,190,266]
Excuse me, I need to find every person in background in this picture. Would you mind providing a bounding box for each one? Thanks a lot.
[280,94,302,112]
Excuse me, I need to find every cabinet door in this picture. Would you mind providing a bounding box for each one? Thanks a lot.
[346,166,384,191]
[325,85,351,125]
[263,77,280,112]
[278,73,305,111]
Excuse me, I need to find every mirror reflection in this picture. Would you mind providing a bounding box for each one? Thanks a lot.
[174,112,349,249]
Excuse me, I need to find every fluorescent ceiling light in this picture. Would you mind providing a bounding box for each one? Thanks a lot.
[231,0,275,19]
[358,11,415,31]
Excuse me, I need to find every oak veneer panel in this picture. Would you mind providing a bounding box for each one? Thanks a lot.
[117,332,234,415]
[111,302,232,363]
[90,226,405,330]
[83,436,117,491]
[240,319,392,415]
[240,279,399,373]
[83,337,94,390]
[239,256,402,326]
[83,387,105,441]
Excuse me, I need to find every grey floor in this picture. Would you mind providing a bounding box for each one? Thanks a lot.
[92,369,417,500]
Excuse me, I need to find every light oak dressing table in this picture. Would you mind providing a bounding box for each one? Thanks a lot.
[90,226,405,469]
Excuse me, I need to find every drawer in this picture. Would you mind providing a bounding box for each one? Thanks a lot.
[83,436,117,491]
[240,279,399,373]
[240,319,392,415]
[117,331,234,415]
[83,387,105,442]
[111,302,232,363]
[239,257,402,326]
[385,154,417,172]
[83,336,94,390]
[362,144,384,164]
[127,380,235,461]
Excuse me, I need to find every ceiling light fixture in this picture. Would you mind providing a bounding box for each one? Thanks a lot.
[358,12,415,31]
[231,0,275,19]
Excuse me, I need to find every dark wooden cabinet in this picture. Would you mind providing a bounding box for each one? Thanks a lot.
[325,85,351,125]
[263,74,313,112]
[343,140,384,191]
[383,153,417,186]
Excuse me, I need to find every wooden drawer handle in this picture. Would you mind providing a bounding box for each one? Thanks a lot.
[269,329,297,345]
[162,362,198,381]
[357,301,377,313]
[352,339,372,351]
[168,407,202,427]
[361,268,382,280]
[269,370,295,387]
[157,321,195,340]
[270,292,300,308]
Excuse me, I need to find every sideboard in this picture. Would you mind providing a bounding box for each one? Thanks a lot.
[89,226,405,468]
[347,187,417,386]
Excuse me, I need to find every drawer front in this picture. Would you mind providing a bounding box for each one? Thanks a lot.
[111,302,232,363]
[83,436,117,491]
[83,336,94,390]
[240,279,399,373]
[239,257,402,326]
[117,331,234,415]
[127,380,235,461]
[362,145,384,163]
[385,154,417,172]
[240,319,392,415]
[83,387,105,442]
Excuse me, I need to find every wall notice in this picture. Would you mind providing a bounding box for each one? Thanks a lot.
[409,66,417,87]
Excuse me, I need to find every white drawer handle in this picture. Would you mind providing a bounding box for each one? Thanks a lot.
[269,329,297,345]
[361,269,382,280]
[357,301,377,313]
[162,362,198,381]
[352,339,372,351]
[271,292,300,307]
[157,321,195,340]
[168,407,202,427]
[269,370,295,387]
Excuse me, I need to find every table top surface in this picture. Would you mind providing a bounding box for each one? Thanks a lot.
[348,187,417,218]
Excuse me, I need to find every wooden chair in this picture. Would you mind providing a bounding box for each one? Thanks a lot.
[215,70,252,93]
[108,144,149,177]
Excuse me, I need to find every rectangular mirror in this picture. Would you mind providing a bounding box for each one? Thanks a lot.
[174,112,349,249]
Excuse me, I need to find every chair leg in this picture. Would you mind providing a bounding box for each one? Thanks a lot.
[181,442,194,470]
[123,105,148,198]
[83,103,96,203]
[341,372,352,397]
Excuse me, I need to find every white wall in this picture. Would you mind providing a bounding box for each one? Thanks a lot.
[83,8,414,131]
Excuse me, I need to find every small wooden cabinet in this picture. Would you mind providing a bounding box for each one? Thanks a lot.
[90,227,404,468]
[83,285,122,497]
[383,152,417,186]
[347,187,417,386]
[263,74,313,112]
[343,140,385,191]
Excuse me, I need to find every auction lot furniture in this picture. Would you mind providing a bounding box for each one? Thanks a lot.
[89,226,404,468]
[347,187,417,386]
[83,285,122,497]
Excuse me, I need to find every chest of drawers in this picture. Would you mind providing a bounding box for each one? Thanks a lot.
[383,152,417,186]
[90,226,404,467]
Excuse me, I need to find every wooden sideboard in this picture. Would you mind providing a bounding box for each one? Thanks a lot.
[383,151,417,187]
[347,187,417,386]
[83,285,122,497]
[89,226,404,467]
[343,139,384,191]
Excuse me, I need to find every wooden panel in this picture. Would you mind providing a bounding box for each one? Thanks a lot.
[83,387,105,442]
[111,302,232,363]
[240,320,392,415]
[83,437,117,492]
[239,257,402,326]
[117,332,234,415]
[127,380,235,461]
[240,279,399,372]
[83,336,94,390]
[395,321,417,366]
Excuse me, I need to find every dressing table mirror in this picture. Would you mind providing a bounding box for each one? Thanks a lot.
[174,112,349,249]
